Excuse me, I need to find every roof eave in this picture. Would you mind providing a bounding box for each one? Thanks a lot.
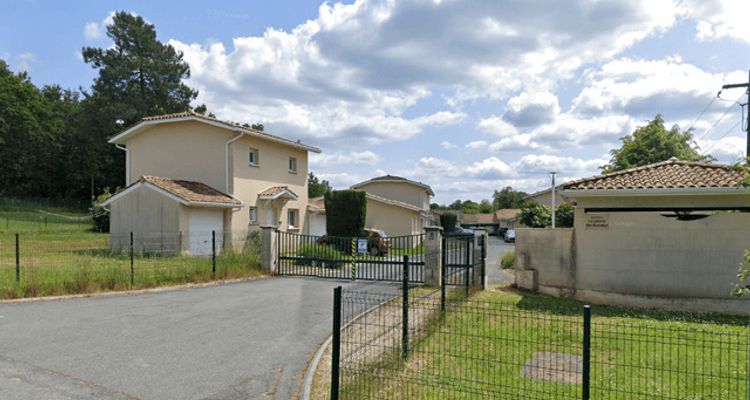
[561,187,749,198]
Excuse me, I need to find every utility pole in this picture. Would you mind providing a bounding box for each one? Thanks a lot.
[720,69,750,158]
[550,172,557,229]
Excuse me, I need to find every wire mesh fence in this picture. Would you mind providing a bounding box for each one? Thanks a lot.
[332,285,750,400]
[0,230,262,299]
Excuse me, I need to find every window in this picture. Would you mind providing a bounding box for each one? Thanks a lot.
[288,157,297,173]
[248,148,259,166]
[249,207,258,224]
[287,209,298,229]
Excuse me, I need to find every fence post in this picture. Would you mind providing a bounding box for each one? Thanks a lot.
[402,254,409,359]
[331,286,342,400]
[260,226,278,273]
[582,305,591,400]
[15,233,20,283]
[440,245,446,317]
[464,239,470,298]
[129,232,134,287]
[212,230,216,279]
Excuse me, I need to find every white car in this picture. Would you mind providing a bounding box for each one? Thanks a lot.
[504,229,516,243]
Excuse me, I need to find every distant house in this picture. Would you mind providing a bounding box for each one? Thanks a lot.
[524,186,567,207]
[460,208,521,235]
[102,111,321,254]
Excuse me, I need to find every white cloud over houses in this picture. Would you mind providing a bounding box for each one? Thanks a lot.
[84,11,116,40]
[310,150,381,167]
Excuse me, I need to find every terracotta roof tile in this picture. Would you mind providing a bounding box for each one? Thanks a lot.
[461,213,496,225]
[258,186,298,198]
[141,176,240,205]
[494,208,521,221]
[563,158,747,191]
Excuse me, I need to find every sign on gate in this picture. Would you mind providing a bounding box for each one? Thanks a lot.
[357,238,368,254]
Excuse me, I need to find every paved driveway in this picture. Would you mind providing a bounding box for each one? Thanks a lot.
[0,277,396,400]
[485,236,515,286]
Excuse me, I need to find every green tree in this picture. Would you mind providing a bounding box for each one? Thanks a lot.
[478,199,493,213]
[518,202,551,228]
[448,200,463,210]
[602,114,712,173]
[308,172,332,198]
[555,203,574,228]
[493,187,527,209]
[461,200,480,214]
[78,11,199,196]
[324,190,366,237]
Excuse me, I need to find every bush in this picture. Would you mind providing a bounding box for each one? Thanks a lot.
[90,188,112,232]
[555,203,575,228]
[295,243,347,266]
[500,250,515,269]
[324,190,367,237]
[518,202,551,228]
[440,213,457,233]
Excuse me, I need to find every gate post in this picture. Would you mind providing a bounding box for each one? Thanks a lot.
[473,228,488,289]
[261,225,278,273]
[423,226,443,287]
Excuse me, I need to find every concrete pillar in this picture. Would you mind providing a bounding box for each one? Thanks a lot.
[261,225,278,273]
[473,228,488,289]
[423,226,443,287]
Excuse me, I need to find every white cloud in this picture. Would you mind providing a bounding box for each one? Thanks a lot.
[502,91,560,128]
[310,150,381,167]
[466,157,514,179]
[14,52,34,71]
[84,11,116,40]
[440,141,457,149]
[477,116,518,138]
[697,135,746,162]
[685,0,750,45]
[465,140,488,150]
[171,0,680,148]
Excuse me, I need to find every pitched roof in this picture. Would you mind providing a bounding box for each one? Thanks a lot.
[101,176,242,208]
[258,186,299,200]
[461,213,495,225]
[563,158,747,191]
[365,193,424,213]
[141,176,241,205]
[351,175,434,196]
[494,208,521,221]
[109,111,321,153]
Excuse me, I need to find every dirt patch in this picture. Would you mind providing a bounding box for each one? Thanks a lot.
[521,351,582,384]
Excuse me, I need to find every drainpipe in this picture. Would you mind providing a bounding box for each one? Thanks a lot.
[225,131,245,194]
[115,144,130,184]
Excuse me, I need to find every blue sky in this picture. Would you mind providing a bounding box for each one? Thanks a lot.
[3,0,750,203]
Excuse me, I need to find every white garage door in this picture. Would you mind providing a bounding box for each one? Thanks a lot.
[310,214,327,237]
[189,208,224,256]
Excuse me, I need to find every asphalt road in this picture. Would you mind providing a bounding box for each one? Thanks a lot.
[485,236,515,286]
[0,277,396,400]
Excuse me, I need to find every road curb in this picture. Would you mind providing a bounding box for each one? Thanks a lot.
[300,334,332,400]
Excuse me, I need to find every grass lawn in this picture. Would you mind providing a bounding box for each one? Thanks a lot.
[0,207,263,299]
[339,289,749,400]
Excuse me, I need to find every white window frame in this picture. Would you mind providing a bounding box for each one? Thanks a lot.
[249,147,259,167]
[288,157,297,174]
[287,208,299,230]
[249,206,258,225]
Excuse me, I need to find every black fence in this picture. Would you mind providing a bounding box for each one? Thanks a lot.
[276,231,425,283]
[442,233,483,288]
[0,230,262,299]
[330,283,750,399]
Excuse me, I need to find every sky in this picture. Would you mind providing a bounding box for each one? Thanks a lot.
[2,0,750,204]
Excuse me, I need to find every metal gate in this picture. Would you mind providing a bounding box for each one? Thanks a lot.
[276,231,424,283]
[442,233,484,287]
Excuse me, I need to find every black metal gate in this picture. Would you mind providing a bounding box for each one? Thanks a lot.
[276,231,424,283]
[442,233,484,287]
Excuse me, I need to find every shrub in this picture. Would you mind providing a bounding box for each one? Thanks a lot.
[555,203,575,228]
[324,190,367,237]
[295,243,347,266]
[733,250,750,297]
[90,188,112,232]
[440,213,457,233]
[518,202,551,228]
[500,250,515,269]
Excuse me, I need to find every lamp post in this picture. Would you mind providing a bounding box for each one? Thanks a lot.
[550,172,557,229]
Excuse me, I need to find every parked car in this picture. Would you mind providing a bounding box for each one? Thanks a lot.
[456,227,475,235]
[365,228,390,256]
[504,229,516,243]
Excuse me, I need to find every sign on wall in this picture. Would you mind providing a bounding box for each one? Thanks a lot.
[585,214,609,230]
[357,238,369,254]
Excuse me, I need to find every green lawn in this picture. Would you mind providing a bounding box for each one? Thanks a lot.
[0,207,263,299]
[340,289,749,399]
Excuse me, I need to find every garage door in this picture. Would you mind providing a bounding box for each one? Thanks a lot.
[189,208,224,256]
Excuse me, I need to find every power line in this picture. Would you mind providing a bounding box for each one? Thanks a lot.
[685,95,717,134]
[695,93,744,141]
[703,119,742,154]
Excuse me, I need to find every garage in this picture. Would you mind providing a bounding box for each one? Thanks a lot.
[103,175,243,255]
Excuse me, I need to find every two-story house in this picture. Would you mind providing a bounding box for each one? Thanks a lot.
[102,111,320,254]
[350,175,436,236]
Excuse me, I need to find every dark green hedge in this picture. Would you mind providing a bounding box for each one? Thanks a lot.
[440,213,457,232]
[324,190,367,237]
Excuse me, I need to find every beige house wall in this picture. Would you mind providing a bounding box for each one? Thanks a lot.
[527,190,566,207]
[230,135,309,235]
[365,200,420,236]
[515,228,575,290]
[126,121,233,190]
[356,181,429,209]
[109,185,185,252]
